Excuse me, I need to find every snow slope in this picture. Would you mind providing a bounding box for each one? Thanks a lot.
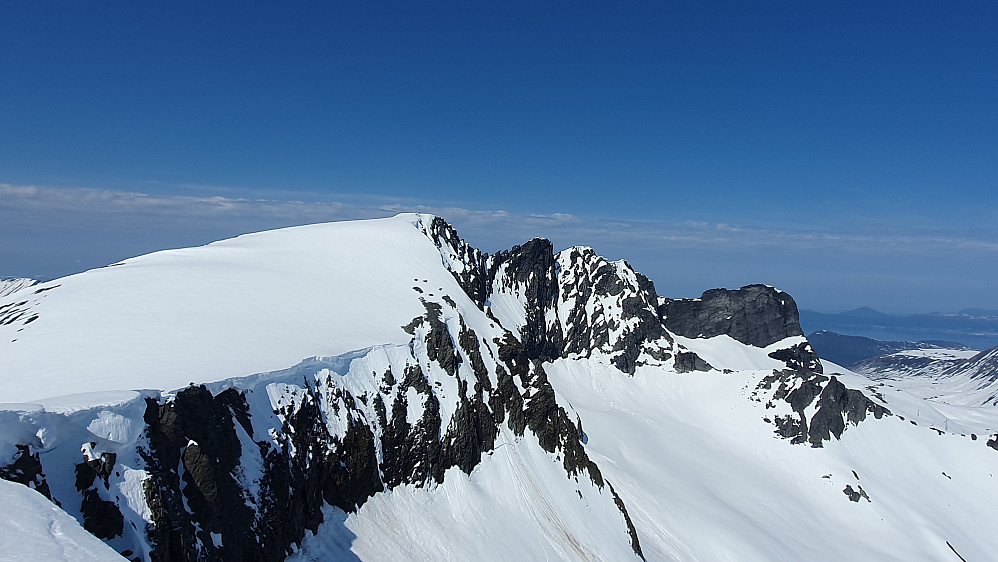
[547,357,997,561]
[0,215,452,402]
[0,478,125,561]
[291,429,636,561]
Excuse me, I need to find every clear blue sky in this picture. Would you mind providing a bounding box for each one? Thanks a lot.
[2,2,996,313]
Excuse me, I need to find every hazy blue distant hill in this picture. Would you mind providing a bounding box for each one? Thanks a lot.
[807,330,971,366]
[800,308,998,350]
[837,307,892,319]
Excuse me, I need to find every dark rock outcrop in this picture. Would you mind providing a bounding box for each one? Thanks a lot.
[489,239,565,361]
[423,216,490,308]
[808,377,890,447]
[663,285,804,348]
[141,386,280,561]
[556,247,674,374]
[76,451,124,540]
[424,220,818,380]
[843,484,870,502]
[0,444,54,502]
[674,351,712,373]
[755,371,890,447]
[768,342,823,372]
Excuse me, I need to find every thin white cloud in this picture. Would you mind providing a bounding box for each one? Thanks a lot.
[2,182,997,258]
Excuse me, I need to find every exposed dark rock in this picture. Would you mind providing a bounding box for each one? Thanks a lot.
[756,370,889,446]
[140,384,321,561]
[987,434,998,452]
[424,216,490,308]
[79,487,124,539]
[496,335,603,485]
[322,421,383,511]
[808,377,890,447]
[608,482,645,560]
[75,451,116,492]
[401,316,423,335]
[774,414,807,442]
[423,300,461,377]
[4,216,854,559]
[380,364,443,487]
[458,320,492,392]
[556,247,673,375]
[674,351,712,373]
[489,239,564,361]
[440,379,497,475]
[491,364,527,435]
[768,342,822,373]
[842,484,870,502]
[787,375,827,415]
[0,444,54,502]
[663,285,804,348]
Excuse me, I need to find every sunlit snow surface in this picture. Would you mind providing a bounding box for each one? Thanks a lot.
[1,214,997,561]
[0,478,124,561]
[0,216,445,402]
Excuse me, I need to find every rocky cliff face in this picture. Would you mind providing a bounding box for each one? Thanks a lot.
[0,216,884,560]
[662,284,805,347]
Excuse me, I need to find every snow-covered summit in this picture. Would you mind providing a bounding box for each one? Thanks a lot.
[0,214,453,402]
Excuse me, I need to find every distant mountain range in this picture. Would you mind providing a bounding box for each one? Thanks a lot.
[800,307,998,350]
[807,330,972,367]
[850,343,998,409]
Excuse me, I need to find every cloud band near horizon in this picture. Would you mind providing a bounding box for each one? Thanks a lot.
[2,182,996,314]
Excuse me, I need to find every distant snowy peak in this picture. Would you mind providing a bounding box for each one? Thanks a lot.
[852,348,979,380]
[808,330,975,367]
[852,341,998,407]
[940,345,998,406]
[947,345,998,379]
[0,277,37,298]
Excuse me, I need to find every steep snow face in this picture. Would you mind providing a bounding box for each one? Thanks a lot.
[546,358,998,562]
[290,430,638,561]
[0,478,125,561]
[0,215,457,402]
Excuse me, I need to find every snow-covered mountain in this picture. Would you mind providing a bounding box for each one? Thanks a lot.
[807,329,974,366]
[1,214,997,561]
[853,343,998,408]
[851,347,982,380]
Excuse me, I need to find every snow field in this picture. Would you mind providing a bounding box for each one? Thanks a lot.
[545,357,998,561]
